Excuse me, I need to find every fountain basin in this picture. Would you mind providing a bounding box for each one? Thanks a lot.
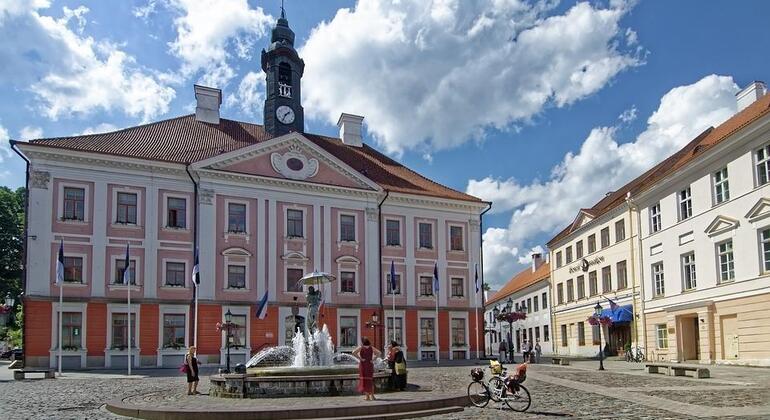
[210,370,390,398]
[246,365,359,377]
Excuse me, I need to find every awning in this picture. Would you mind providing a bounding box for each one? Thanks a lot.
[601,304,633,323]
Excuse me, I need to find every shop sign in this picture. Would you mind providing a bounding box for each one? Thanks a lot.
[569,256,605,273]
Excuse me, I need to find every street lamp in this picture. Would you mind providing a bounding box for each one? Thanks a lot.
[505,298,514,363]
[594,302,605,371]
[519,303,527,359]
[365,311,382,349]
[224,309,233,373]
[4,293,14,308]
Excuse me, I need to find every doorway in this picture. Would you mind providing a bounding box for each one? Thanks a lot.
[606,323,631,356]
[678,315,700,361]
[720,315,738,360]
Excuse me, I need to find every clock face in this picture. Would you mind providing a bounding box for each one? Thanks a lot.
[276,105,295,125]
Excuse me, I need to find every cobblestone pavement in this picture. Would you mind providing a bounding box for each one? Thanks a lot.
[2,360,770,419]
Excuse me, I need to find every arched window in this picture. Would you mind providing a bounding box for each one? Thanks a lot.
[278,63,292,97]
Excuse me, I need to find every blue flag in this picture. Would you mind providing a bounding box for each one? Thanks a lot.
[433,263,439,293]
[474,263,479,294]
[191,248,200,287]
[255,290,269,320]
[55,240,64,285]
[389,261,397,293]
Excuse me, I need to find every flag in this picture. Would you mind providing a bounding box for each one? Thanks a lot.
[55,240,64,285]
[122,243,131,285]
[474,263,479,294]
[606,297,619,311]
[255,290,269,320]
[389,261,397,293]
[433,262,439,294]
[191,248,200,287]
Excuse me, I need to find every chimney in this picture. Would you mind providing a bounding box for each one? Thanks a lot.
[194,85,222,124]
[337,113,364,147]
[531,253,543,273]
[736,81,767,112]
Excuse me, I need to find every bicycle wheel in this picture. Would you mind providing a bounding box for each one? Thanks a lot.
[503,383,531,412]
[487,376,506,402]
[467,381,490,408]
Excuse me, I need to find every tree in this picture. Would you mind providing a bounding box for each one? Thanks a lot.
[482,283,491,292]
[0,187,24,337]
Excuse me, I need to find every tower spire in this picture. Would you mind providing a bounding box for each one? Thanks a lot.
[280,0,285,19]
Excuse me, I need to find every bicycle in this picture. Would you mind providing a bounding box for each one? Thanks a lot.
[625,346,645,363]
[467,365,531,412]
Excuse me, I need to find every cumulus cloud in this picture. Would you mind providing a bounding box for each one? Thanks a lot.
[301,0,642,155]
[225,71,266,118]
[19,126,43,140]
[0,124,11,162]
[79,123,119,135]
[469,75,739,287]
[0,2,175,121]
[167,0,273,88]
[618,106,637,123]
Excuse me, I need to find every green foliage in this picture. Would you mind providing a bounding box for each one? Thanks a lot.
[0,186,25,346]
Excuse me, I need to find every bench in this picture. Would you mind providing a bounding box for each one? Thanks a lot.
[645,363,710,379]
[645,363,670,375]
[13,369,56,380]
[551,357,570,366]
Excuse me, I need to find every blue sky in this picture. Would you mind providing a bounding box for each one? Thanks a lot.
[1,0,768,288]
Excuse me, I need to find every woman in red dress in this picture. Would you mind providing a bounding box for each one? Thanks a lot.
[352,337,381,401]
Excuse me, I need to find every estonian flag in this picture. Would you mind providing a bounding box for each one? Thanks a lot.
[255,290,269,320]
[474,263,479,294]
[389,261,397,293]
[191,248,200,287]
[433,262,439,293]
[123,243,131,285]
[56,240,64,285]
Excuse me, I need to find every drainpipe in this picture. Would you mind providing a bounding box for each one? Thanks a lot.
[185,164,199,348]
[479,202,492,357]
[625,194,640,350]
[377,190,389,350]
[632,197,648,359]
[10,141,29,366]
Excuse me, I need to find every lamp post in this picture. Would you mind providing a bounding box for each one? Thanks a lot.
[365,311,382,349]
[224,309,233,373]
[505,297,515,363]
[594,303,605,371]
[519,303,528,360]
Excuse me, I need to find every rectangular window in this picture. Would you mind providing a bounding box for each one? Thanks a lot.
[287,209,303,238]
[340,271,356,293]
[116,192,137,224]
[717,240,735,283]
[617,260,628,290]
[228,203,247,233]
[61,312,82,350]
[420,318,435,346]
[556,283,564,304]
[713,167,730,204]
[682,252,696,291]
[229,315,247,348]
[541,292,547,309]
[533,296,539,312]
[656,324,668,349]
[565,246,573,264]
[601,266,612,293]
[600,227,610,249]
[419,276,434,297]
[340,214,356,242]
[387,317,403,346]
[63,256,83,283]
[560,324,567,347]
[592,325,601,345]
[162,314,185,349]
[566,279,574,302]
[575,240,583,259]
[543,325,549,342]
[340,316,358,347]
[588,271,598,296]
[286,268,303,292]
[535,326,540,341]
[615,219,626,242]
[761,228,770,272]
[167,197,186,228]
[115,259,136,285]
[386,219,401,246]
[111,313,136,349]
[386,273,401,295]
[227,265,246,289]
[756,144,770,186]
[165,262,185,287]
[679,187,692,220]
[450,277,464,298]
[450,226,464,251]
[587,234,596,253]
[63,187,85,221]
[652,262,665,297]
[556,251,563,268]
[650,203,662,233]
[576,275,585,299]
[418,222,433,249]
[577,322,585,346]
[527,298,532,313]
[451,318,465,346]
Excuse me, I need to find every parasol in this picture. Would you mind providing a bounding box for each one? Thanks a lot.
[298,271,336,287]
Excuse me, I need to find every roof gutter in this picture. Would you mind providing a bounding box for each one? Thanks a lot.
[377,189,389,348]
[10,140,29,366]
[479,201,492,356]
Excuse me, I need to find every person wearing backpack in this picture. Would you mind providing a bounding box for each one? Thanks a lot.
[387,340,407,391]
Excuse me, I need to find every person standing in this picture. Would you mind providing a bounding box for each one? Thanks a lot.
[527,340,534,363]
[534,340,542,364]
[353,337,382,401]
[498,339,508,363]
[184,345,200,395]
[522,340,530,362]
[387,340,407,391]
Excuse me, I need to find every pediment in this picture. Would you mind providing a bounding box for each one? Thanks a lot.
[745,197,770,222]
[704,215,739,237]
[570,210,594,233]
[192,133,380,191]
[222,247,251,257]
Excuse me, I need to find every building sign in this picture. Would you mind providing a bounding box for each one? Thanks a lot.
[569,256,605,274]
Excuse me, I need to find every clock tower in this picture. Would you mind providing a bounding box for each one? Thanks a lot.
[262,6,305,136]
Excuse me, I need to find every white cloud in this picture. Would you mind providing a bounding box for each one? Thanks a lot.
[625,27,638,45]
[225,71,266,118]
[618,106,637,123]
[0,124,11,162]
[167,0,274,88]
[133,0,157,21]
[0,3,175,121]
[19,126,43,140]
[469,75,739,287]
[79,123,119,135]
[301,0,642,156]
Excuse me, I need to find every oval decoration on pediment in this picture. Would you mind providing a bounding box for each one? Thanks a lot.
[270,144,319,180]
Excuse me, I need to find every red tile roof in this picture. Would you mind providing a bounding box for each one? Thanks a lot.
[22,115,481,203]
[548,92,770,246]
[487,262,550,306]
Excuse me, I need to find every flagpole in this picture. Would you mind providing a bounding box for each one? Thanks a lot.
[194,288,199,349]
[127,279,132,376]
[58,279,63,377]
[435,289,439,366]
[474,263,480,360]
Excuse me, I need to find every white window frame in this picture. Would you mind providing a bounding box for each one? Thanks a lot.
[650,203,662,233]
[755,143,770,186]
[224,198,250,236]
[105,303,141,368]
[222,247,252,291]
[49,301,87,369]
[449,276,465,299]
[417,220,435,250]
[336,255,361,295]
[655,324,668,349]
[417,274,435,300]
[62,252,88,286]
[284,260,306,294]
[712,167,730,205]
[678,186,692,221]
[220,305,251,361]
[162,192,190,231]
[615,219,625,242]
[681,252,696,291]
[384,309,407,353]
[338,211,357,244]
[285,206,306,239]
[158,304,190,361]
[384,217,402,247]
[448,223,465,252]
[385,270,402,296]
[337,308,360,352]
[57,181,90,223]
[652,262,665,297]
[161,258,188,289]
[716,240,735,283]
[417,310,437,360]
[448,311,469,359]
[109,253,142,290]
[760,227,770,273]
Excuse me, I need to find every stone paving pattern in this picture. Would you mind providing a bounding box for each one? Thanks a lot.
[2,360,770,419]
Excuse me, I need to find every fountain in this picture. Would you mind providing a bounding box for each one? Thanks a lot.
[210,274,390,398]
